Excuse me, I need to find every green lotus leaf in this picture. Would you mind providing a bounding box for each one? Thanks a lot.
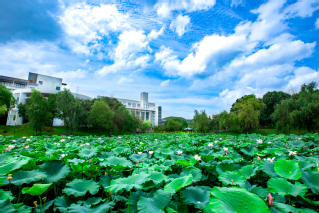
[54,195,78,213]
[272,203,315,213]
[63,179,99,197]
[112,147,129,155]
[99,176,111,188]
[260,160,278,178]
[2,169,47,186]
[129,153,148,162]
[20,150,45,158]
[274,159,301,180]
[250,187,269,199]
[137,189,172,213]
[164,175,193,193]
[218,171,246,186]
[0,199,16,213]
[302,197,319,206]
[175,159,194,167]
[148,171,169,184]
[0,158,29,176]
[78,148,98,158]
[101,156,133,170]
[67,201,115,213]
[300,169,319,194]
[36,200,54,212]
[77,197,103,207]
[22,183,52,196]
[239,165,258,179]
[12,202,32,213]
[180,167,202,182]
[240,146,258,156]
[38,161,71,183]
[68,158,85,165]
[208,187,269,213]
[98,152,114,160]
[181,186,210,210]
[290,140,305,148]
[268,178,307,197]
[127,190,148,212]
[216,163,237,174]
[0,189,14,201]
[105,173,150,193]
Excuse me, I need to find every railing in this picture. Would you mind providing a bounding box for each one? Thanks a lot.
[126,106,156,110]
[2,82,28,88]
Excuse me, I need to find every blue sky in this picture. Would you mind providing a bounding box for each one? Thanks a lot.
[0,0,319,119]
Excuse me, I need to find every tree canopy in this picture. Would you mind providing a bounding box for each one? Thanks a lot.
[89,100,114,135]
[191,110,210,135]
[0,84,16,116]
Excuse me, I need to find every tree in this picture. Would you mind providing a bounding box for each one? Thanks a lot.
[78,99,93,128]
[141,120,152,132]
[259,91,291,126]
[25,88,51,135]
[88,100,114,135]
[164,117,186,132]
[218,111,231,131]
[192,110,210,135]
[0,84,16,115]
[232,95,265,133]
[208,114,219,132]
[56,89,85,135]
[271,99,294,134]
[133,114,143,132]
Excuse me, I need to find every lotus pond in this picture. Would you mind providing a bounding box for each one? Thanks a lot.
[0,133,319,213]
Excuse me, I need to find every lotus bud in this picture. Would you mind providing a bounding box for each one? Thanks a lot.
[141,159,143,163]
[105,172,108,176]
[109,190,111,196]
[95,167,98,172]
[267,193,273,206]
[42,197,47,202]
[257,156,261,161]
[89,159,92,163]
[136,160,139,164]
[225,152,228,156]
[7,174,12,181]
[33,201,37,208]
[310,153,313,156]
[253,161,255,163]
[63,158,65,162]
[302,148,305,150]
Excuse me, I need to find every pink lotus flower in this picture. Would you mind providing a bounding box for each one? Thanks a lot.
[12,140,16,143]
[60,139,65,142]
[138,152,142,155]
[268,193,273,206]
[25,146,29,149]
[177,150,183,155]
[225,152,228,156]
[257,156,261,161]
[155,139,157,141]
[223,147,228,152]
[89,159,92,163]
[214,140,218,144]
[136,160,139,164]
[22,144,25,147]
[26,139,31,142]
[194,154,201,161]
[149,151,154,155]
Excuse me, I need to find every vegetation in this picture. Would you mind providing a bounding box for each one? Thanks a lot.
[191,110,210,135]
[88,100,114,136]
[0,84,16,116]
[164,117,188,132]
[0,133,318,212]
[141,120,152,132]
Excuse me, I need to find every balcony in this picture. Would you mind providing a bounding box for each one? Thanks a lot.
[2,82,29,89]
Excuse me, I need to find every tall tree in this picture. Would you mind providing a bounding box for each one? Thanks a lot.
[192,110,210,135]
[218,110,231,131]
[259,91,291,126]
[232,95,265,133]
[0,84,16,116]
[89,100,114,135]
[271,99,294,134]
[56,89,85,135]
[25,88,51,135]
[141,120,152,132]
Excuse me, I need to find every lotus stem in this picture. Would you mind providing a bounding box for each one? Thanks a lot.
[38,196,43,213]
[128,190,131,213]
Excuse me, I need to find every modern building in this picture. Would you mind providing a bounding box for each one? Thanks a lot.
[4,72,92,126]
[97,92,162,126]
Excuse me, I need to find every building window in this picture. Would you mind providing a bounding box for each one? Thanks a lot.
[39,81,43,85]
[56,86,60,90]
[137,104,140,108]
[128,102,131,107]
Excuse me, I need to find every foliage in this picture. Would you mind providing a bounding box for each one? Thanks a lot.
[191,110,210,135]
[0,85,16,116]
[259,91,291,126]
[56,89,86,135]
[89,100,114,135]
[164,117,187,132]
[25,88,52,135]
[141,120,152,132]
[1,133,319,212]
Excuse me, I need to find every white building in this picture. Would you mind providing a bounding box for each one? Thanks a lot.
[2,72,92,126]
[98,92,162,126]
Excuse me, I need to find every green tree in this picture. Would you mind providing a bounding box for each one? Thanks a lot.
[164,117,186,132]
[271,99,294,134]
[141,120,152,132]
[232,95,265,133]
[218,110,231,131]
[259,91,291,126]
[0,84,16,115]
[192,110,210,135]
[78,99,93,128]
[25,88,51,135]
[88,100,114,135]
[56,89,85,135]
[208,114,219,132]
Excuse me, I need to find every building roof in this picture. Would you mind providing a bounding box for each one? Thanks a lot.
[184,128,193,130]
[0,75,30,84]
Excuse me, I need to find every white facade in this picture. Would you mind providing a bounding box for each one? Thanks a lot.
[98,92,162,126]
[5,72,92,126]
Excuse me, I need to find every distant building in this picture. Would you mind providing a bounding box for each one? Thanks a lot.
[159,116,193,126]
[98,92,162,126]
[3,72,91,126]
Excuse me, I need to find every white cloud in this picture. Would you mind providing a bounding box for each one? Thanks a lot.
[316,18,319,29]
[118,75,134,84]
[56,69,87,81]
[96,30,151,75]
[59,3,130,54]
[287,67,319,89]
[160,79,170,87]
[155,0,216,17]
[219,89,229,97]
[170,14,190,36]
[147,27,165,40]
[284,0,319,18]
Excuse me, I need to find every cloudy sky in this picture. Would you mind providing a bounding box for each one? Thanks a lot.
[1,0,319,119]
